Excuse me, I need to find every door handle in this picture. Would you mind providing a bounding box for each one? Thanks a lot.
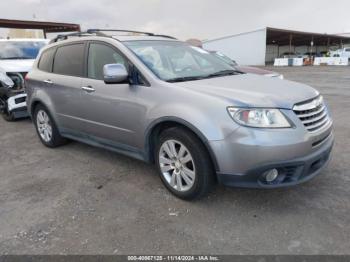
[43,79,53,84]
[81,86,95,93]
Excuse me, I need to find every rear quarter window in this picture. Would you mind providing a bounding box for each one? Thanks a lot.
[53,43,85,77]
[38,48,56,72]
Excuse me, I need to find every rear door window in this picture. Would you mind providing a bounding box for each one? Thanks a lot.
[53,43,85,77]
[38,48,55,72]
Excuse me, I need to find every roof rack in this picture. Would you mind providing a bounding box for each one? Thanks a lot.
[49,31,96,43]
[49,29,177,44]
[87,29,177,39]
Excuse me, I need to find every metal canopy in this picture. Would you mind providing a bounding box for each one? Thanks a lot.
[0,19,80,36]
[266,27,350,46]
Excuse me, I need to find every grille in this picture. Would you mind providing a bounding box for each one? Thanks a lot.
[293,96,330,132]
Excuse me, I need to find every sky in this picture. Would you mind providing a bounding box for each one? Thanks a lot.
[0,0,350,40]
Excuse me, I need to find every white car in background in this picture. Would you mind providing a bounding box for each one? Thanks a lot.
[0,38,48,121]
[330,47,350,58]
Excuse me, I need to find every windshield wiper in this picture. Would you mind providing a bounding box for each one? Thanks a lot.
[165,69,241,83]
[205,69,240,78]
[166,76,206,83]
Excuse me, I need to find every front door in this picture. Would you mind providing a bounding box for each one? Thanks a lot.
[79,42,143,148]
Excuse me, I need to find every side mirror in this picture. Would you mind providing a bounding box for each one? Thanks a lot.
[103,64,128,84]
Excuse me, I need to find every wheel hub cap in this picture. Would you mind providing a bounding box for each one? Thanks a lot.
[174,161,182,170]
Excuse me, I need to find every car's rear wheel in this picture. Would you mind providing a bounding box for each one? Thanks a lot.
[33,104,67,147]
[155,127,214,200]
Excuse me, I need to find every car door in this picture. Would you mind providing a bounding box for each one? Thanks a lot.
[79,41,144,148]
[48,42,87,133]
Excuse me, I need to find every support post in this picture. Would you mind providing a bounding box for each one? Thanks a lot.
[327,37,330,49]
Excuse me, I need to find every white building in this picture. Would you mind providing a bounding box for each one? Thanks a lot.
[203,27,350,66]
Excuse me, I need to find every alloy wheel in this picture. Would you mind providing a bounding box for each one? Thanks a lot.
[36,110,53,143]
[158,139,196,192]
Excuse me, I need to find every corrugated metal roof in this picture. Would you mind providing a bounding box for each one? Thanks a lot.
[0,19,80,33]
[204,27,350,46]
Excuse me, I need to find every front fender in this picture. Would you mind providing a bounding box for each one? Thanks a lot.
[146,103,237,141]
[144,103,240,171]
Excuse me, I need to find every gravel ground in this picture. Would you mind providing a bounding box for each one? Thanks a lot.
[0,66,349,255]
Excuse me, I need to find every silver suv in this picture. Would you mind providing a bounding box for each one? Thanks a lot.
[26,30,334,200]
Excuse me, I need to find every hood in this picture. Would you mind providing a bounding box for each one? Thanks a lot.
[172,74,318,109]
[0,59,35,73]
[236,66,278,76]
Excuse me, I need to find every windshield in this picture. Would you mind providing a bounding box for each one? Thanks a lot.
[125,40,238,82]
[0,41,46,60]
[212,51,238,67]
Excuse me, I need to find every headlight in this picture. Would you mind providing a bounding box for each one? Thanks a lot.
[227,107,291,128]
[0,70,14,88]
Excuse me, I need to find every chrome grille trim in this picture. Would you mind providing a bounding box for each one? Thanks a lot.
[297,105,325,118]
[293,96,330,132]
[305,117,329,132]
[293,96,323,111]
[301,110,328,124]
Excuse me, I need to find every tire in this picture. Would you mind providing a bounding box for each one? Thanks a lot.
[2,110,15,121]
[33,104,68,148]
[155,127,215,200]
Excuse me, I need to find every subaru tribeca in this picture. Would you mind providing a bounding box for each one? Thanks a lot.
[26,30,334,200]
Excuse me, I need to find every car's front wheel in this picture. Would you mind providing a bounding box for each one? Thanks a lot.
[155,127,214,200]
[34,104,67,147]
[2,110,15,121]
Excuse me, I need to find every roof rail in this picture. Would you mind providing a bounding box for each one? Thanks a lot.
[49,31,94,44]
[87,29,177,39]
[48,29,177,44]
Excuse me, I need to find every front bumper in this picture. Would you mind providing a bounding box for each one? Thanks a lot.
[5,93,29,119]
[210,115,334,188]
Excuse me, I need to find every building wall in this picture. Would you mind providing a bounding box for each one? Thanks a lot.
[203,29,267,66]
[265,45,278,63]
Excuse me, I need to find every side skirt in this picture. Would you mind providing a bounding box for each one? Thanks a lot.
[60,128,147,162]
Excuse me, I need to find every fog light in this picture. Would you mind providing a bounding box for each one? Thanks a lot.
[264,168,279,182]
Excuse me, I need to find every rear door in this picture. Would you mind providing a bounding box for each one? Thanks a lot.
[48,42,87,132]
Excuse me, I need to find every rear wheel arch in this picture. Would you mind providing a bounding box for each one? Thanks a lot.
[30,100,54,121]
[145,118,219,172]
[32,103,68,147]
[30,100,42,117]
[30,100,60,131]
